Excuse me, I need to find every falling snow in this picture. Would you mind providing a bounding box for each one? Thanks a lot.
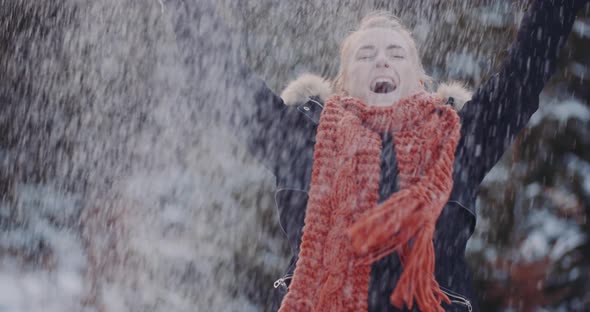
[1,1,589,312]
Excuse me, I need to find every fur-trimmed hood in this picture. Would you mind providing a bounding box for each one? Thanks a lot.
[280,73,472,111]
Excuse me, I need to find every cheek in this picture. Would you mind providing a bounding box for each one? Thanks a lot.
[345,63,369,88]
[348,63,367,78]
[399,63,421,86]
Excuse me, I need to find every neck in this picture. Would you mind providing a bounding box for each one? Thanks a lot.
[365,88,426,107]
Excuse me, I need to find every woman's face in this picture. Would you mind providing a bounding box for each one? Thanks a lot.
[343,28,423,107]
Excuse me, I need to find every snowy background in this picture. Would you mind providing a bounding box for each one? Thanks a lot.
[0,0,589,311]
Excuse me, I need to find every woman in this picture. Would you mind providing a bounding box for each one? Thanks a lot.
[250,1,588,311]
[167,0,587,311]
[275,12,466,312]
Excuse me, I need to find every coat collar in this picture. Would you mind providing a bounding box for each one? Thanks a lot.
[280,73,472,112]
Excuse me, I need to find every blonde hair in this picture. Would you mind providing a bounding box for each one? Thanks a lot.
[333,11,431,93]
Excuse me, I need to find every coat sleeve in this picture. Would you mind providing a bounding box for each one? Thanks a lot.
[457,0,586,185]
[230,74,302,176]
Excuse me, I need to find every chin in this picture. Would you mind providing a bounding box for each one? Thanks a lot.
[367,93,400,107]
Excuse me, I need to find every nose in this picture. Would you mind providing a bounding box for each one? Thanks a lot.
[376,56,390,68]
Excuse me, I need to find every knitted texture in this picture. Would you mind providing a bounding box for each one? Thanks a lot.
[278,92,461,312]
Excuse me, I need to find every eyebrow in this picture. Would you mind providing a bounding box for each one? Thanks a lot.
[357,44,405,51]
[386,44,404,50]
[358,45,376,51]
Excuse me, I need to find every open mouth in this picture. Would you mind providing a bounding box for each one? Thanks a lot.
[370,78,397,94]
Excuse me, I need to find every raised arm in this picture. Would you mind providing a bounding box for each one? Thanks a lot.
[231,70,302,176]
[164,0,299,176]
[458,0,587,185]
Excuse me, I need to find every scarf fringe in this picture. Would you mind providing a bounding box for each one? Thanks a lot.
[348,106,461,312]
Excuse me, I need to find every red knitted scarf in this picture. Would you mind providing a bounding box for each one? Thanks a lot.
[278,92,461,312]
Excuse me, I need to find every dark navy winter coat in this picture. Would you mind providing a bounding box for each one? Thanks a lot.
[232,1,584,311]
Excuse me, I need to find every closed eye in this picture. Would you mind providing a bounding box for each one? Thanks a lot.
[357,55,374,60]
[387,45,406,59]
[356,45,377,60]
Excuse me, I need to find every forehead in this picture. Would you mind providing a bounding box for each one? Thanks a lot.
[349,28,409,51]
